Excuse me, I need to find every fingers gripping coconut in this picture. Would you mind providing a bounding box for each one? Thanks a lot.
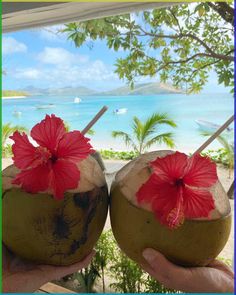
[3,114,109,266]
[110,150,231,267]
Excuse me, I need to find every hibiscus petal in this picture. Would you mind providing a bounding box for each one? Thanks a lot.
[183,154,218,187]
[10,131,39,169]
[56,131,94,162]
[150,152,188,182]
[10,131,51,170]
[12,164,50,194]
[183,186,215,218]
[136,174,179,227]
[136,174,162,204]
[31,114,66,153]
[49,159,80,200]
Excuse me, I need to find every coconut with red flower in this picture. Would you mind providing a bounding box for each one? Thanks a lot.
[3,114,108,265]
[110,150,231,267]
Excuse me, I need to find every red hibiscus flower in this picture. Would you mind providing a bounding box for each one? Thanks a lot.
[136,152,218,229]
[10,114,94,200]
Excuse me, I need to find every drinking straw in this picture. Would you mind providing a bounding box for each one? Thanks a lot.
[227,180,234,198]
[192,115,234,156]
[81,106,108,135]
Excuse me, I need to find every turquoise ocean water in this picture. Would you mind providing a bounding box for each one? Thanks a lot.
[2,93,234,152]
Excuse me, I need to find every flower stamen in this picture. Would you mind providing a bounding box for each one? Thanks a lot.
[175,178,184,187]
[51,155,58,163]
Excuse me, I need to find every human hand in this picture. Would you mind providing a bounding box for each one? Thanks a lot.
[142,248,234,293]
[3,244,95,293]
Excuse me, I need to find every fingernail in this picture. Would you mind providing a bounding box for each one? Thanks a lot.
[142,248,156,262]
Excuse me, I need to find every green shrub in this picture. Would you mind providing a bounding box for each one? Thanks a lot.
[143,274,179,293]
[2,90,28,97]
[99,149,138,160]
[2,144,13,158]
[110,251,144,293]
[69,230,116,293]
[217,256,232,267]
[201,148,233,168]
[93,230,116,292]
[94,230,178,293]
[99,148,234,168]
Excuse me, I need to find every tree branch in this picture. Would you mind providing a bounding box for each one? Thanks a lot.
[155,53,209,73]
[169,8,182,33]
[207,2,234,25]
[139,28,234,62]
[189,59,221,80]
[155,50,233,73]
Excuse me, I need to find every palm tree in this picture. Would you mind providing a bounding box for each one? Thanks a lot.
[2,123,28,146]
[201,131,234,178]
[112,113,177,154]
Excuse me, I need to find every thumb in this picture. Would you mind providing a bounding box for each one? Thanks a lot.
[142,248,189,289]
[143,248,174,273]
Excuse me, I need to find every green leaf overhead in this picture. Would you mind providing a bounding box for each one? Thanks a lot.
[63,2,234,93]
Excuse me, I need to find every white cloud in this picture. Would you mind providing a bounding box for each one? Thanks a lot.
[12,59,118,86]
[12,45,118,87]
[44,59,117,86]
[14,68,41,79]
[35,25,66,42]
[3,37,27,55]
[37,47,89,66]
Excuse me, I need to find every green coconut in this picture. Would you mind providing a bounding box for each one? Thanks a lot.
[110,150,231,267]
[3,155,109,266]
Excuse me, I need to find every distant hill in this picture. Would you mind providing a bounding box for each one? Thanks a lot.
[15,82,182,97]
[2,90,28,97]
[97,82,183,95]
[21,86,96,96]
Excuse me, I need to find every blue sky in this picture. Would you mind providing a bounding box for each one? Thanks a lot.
[2,24,229,93]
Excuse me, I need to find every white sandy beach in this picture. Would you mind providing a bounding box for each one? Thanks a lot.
[2,96,27,99]
[92,140,196,154]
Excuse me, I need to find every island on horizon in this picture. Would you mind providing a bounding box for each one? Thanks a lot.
[3,82,183,98]
[2,90,28,99]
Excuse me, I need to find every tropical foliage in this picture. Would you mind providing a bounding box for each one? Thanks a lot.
[112,113,177,154]
[2,123,28,146]
[63,2,234,93]
[2,144,13,158]
[58,230,178,293]
[201,131,234,177]
[99,149,138,160]
[2,90,28,97]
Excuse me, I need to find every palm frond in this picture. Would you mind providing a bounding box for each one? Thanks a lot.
[143,132,175,151]
[2,123,28,146]
[201,131,234,169]
[111,131,138,152]
[111,112,176,155]
[142,113,177,141]
[201,131,234,151]
[132,116,142,141]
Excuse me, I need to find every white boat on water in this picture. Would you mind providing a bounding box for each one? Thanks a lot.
[74,97,82,103]
[196,119,233,133]
[12,110,22,117]
[36,104,55,110]
[113,108,128,115]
